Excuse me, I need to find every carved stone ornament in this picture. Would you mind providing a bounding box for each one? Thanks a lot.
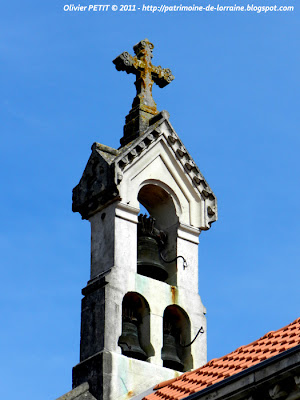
[113,39,175,146]
[72,143,120,219]
[72,111,217,229]
[269,384,287,400]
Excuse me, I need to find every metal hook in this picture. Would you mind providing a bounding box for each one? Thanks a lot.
[160,252,188,270]
[181,326,204,348]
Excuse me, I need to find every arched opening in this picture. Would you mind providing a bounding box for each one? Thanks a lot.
[137,183,179,285]
[162,305,192,371]
[118,292,154,361]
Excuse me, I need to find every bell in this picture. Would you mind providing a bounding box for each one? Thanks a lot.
[137,235,168,281]
[161,332,184,371]
[118,320,147,361]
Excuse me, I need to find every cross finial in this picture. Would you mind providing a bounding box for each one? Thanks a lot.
[113,39,174,147]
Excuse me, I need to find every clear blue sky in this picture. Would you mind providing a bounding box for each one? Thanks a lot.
[1,1,299,399]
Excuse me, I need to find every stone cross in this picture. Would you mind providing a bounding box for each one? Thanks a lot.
[113,39,174,146]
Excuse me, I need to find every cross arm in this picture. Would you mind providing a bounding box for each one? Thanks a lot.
[113,51,138,75]
[151,66,175,88]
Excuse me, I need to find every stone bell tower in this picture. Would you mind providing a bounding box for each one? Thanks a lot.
[61,39,217,400]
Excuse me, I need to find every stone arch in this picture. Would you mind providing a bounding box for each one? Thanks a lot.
[137,182,180,285]
[162,305,192,371]
[118,292,154,361]
[138,179,182,226]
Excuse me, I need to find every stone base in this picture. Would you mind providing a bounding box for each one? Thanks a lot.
[72,350,183,400]
[121,105,157,147]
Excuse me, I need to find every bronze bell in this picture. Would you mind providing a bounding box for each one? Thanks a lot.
[137,215,168,282]
[161,332,184,372]
[118,320,147,361]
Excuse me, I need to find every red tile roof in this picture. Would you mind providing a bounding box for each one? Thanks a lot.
[144,317,300,400]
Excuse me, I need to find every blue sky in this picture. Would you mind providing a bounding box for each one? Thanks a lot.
[1,1,299,399]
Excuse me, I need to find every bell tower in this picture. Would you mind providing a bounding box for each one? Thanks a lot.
[67,39,217,400]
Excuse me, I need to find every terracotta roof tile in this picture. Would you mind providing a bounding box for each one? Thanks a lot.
[144,317,300,400]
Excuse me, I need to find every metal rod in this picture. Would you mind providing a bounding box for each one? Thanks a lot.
[159,252,188,269]
[181,326,204,348]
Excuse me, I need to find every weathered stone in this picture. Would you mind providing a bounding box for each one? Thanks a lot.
[79,281,106,361]
[113,39,174,146]
[72,352,107,400]
[63,42,219,400]
[72,111,217,228]
[56,382,96,400]
[69,130,213,398]
[72,144,120,220]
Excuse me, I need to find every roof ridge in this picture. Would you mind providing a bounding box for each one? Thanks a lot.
[226,317,300,355]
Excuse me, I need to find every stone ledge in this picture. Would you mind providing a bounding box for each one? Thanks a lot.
[56,382,96,400]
